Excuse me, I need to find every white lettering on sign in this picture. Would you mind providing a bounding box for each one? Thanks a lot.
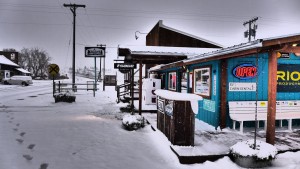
[117,64,135,68]
[85,47,105,57]
[229,82,257,92]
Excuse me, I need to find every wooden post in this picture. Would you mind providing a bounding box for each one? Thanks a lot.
[139,61,142,115]
[131,69,134,112]
[220,60,227,129]
[266,51,277,145]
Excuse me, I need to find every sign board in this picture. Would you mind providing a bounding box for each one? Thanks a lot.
[229,82,256,91]
[114,63,136,69]
[104,75,117,86]
[203,99,215,112]
[165,101,173,116]
[233,63,257,80]
[85,46,105,57]
[48,64,60,77]
[277,52,290,59]
[277,64,300,92]
[157,99,165,113]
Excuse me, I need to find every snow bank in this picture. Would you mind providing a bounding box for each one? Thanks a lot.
[230,139,278,160]
[154,89,202,114]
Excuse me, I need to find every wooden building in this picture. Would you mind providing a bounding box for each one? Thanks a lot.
[116,20,222,114]
[150,34,300,144]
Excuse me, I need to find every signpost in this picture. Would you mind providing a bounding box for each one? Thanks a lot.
[48,64,60,96]
[85,45,106,95]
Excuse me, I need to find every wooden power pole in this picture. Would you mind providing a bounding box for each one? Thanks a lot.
[63,3,86,90]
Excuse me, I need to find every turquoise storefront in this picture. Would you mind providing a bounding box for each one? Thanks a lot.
[152,35,300,135]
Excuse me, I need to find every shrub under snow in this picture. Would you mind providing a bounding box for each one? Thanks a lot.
[230,139,278,160]
[122,114,145,131]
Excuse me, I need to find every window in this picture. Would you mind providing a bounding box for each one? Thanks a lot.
[194,67,211,97]
[181,72,188,93]
[168,72,176,91]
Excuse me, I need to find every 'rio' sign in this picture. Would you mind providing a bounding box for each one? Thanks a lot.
[233,64,257,80]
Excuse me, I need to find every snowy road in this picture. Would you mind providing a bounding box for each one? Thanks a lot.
[1,79,300,169]
[0,79,179,169]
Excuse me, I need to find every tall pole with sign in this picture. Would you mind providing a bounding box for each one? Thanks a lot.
[63,4,86,91]
[48,64,60,97]
[85,45,106,95]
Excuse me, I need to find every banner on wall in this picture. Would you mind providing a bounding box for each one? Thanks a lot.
[277,64,300,92]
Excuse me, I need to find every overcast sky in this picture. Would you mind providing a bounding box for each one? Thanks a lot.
[1,0,300,72]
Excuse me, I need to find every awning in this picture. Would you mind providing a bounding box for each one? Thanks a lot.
[0,55,19,67]
[16,68,31,74]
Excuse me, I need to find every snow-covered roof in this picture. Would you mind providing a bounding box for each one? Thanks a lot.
[262,33,300,41]
[119,45,218,58]
[185,39,263,63]
[0,55,19,67]
[158,20,224,48]
[16,68,30,74]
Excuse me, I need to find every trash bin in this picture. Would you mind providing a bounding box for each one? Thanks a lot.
[156,90,202,146]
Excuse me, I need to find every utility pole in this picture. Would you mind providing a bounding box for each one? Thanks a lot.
[63,3,86,90]
[97,44,105,82]
[243,17,258,42]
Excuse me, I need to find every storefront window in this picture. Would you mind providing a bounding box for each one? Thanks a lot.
[194,67,211,96]
[168,72,176,91]
[181,72,188,93]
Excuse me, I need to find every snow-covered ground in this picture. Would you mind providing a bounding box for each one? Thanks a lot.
[0,77,300,169]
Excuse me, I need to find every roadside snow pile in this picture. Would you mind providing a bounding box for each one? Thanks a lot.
[155,89,202,114]
[230,139,277,160]
[122,114,145,131]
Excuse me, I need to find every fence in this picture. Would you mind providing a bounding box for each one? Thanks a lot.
[53,81,98,96]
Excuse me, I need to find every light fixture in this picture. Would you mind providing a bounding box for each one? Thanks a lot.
[135,31,147,40]
[292,43,298,47]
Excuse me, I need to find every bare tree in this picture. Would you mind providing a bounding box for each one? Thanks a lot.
[19,47,51,78]
[3,48,17,52]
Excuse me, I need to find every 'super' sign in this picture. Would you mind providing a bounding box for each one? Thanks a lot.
[233,64,257,80]
[85,47,105,57]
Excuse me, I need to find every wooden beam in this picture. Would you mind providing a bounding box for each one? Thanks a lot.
[139,61,142,115]
[219,60,227,129]
[266,51,277,145]
[277,46,300,53]
[262,35,300,47]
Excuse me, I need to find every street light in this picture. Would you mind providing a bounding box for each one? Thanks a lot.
[135,31,147,40]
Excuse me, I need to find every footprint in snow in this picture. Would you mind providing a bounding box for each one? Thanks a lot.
[16,138,24,144]
[27,144,35,150]
[40,163,49,169]
[13,128,18,132]
[22,154,33,161]
[20,132,26,137]
[16,123,20,127]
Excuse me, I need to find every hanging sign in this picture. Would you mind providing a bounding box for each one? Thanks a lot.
[85,46,105,57]
[277,64,300,92]
[233,64,257,80]
[114,63,136,69]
